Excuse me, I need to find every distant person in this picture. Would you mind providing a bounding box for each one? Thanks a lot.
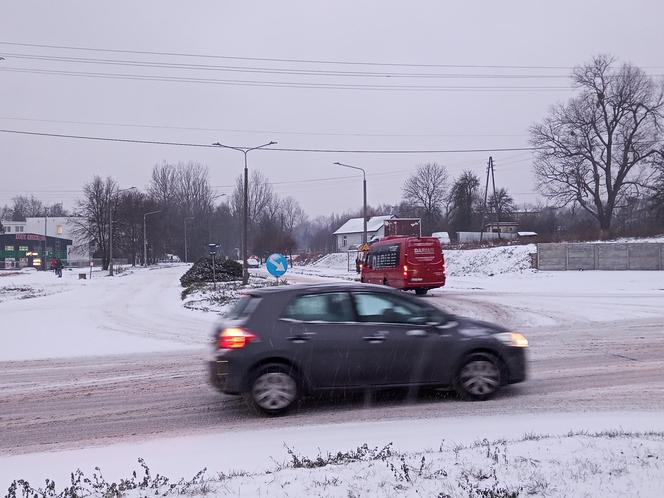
[51,257,63,278]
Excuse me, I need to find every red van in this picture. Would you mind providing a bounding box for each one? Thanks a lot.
[360,236,446,295]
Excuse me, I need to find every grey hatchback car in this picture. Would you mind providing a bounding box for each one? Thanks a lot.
[209,282,528,415]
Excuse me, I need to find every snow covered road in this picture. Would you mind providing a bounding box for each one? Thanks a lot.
[1,264,663,458]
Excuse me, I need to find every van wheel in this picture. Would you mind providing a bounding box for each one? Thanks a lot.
[383,278,389,286]
[454,353,502,401]
[244,364,299,416]
[415,288,428,296]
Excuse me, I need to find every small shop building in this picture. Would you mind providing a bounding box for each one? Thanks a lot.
[0,232,72,270]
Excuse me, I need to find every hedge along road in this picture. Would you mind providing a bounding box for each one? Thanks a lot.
[1,266,663,455]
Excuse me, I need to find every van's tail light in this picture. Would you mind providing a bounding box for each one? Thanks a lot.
[218,327,257,349]
[403,264,408,278]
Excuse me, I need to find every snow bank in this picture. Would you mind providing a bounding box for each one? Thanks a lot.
[445,244,535,276]
[291,245,536,280]
[3,412,664,497]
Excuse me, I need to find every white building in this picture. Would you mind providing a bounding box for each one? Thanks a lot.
[333,215,394,251]
[2,216,90,263]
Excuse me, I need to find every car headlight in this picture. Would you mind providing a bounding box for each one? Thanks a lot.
[495,332,529,348]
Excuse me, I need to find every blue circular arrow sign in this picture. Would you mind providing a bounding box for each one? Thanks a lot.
[266,253,288,277]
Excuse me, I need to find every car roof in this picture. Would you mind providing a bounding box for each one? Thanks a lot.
[247,281,390,297]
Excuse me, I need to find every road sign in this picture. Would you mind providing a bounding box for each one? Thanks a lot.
[266,253,288,277]
[359,242,370,252]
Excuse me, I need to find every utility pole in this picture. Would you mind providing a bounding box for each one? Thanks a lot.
[143,210,161,266]
[212,141,276,285]
[489,156,501,240]
[43,206,48,270]
[479,158,491,243]
[479,157,501,243]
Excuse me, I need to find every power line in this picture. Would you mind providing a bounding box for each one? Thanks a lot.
[9,51,655,80]
[0,128,542,153]
[3,41,663,72]
[0,66,572,92]
[0,116,529,139]
[0,41,587,69]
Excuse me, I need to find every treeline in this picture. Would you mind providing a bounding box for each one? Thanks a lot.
[71,163,309,270]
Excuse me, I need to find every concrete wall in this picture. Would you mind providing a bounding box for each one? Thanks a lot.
[537,243,664,270]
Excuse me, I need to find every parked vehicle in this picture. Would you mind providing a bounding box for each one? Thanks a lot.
[209,283,528,416]
[383,218,422,237]
[361,236,445,295]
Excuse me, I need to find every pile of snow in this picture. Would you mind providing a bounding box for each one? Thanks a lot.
[445,244,536,276]
[4,430,664,497]
[311,252,354,269]
[291,245,536,280]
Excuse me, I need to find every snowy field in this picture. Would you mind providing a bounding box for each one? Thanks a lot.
[1,253,664,496]
[0,265,214,362]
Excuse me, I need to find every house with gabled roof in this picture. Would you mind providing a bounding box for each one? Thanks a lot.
[333,215,394,252]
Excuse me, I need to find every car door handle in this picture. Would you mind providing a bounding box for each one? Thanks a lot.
[363,336,386,343]
[406,329,427,337]
[362,331,388,342]
[287,332,314,343]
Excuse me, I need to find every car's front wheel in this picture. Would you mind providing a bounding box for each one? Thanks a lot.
[454,353,502,400]
[244,364,299,416]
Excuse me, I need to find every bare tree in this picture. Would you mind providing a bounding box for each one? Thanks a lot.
[402,163,449,218]
[230,170,275,224]
[447,170,481,231]
[279,196,306,233]
[530,55,664,237]
[8,195,44,221]
[488,188,516,221]
[73,176,118,270]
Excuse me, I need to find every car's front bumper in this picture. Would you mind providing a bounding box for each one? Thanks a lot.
[502,347,527,384]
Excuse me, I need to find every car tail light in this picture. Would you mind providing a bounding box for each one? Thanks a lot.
[218,327,257,349]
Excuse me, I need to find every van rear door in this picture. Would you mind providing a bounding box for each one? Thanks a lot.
[406,238,444,284]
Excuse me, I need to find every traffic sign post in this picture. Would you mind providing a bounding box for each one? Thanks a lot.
[266,253,288,284]
[208,243,218,290]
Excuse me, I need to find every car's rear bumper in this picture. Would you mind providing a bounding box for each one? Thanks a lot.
[208,358,244,394]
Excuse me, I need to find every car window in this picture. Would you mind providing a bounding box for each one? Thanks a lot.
[225,295,261,320]
[282,292,355,322]
[367,244,400,269]
[352,292,429,324]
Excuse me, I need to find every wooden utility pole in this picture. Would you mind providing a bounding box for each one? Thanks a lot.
[479,157,491,242]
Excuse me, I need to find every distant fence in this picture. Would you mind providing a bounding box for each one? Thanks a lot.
[537,243,664,270]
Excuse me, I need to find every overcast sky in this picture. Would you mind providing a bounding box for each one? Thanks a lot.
[1,1,662,217]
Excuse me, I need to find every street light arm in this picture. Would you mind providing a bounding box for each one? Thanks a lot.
[212,141,277,153]
[334,161,366,179]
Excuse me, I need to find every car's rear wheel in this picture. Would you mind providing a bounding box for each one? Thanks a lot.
[415,288,428,296]
[454,353,501,400]
[244,364,299,416]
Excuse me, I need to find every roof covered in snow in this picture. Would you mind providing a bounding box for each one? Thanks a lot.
[333,215,394,235]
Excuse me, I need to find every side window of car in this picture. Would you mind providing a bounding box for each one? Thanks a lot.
[282,292,355,322]
[353,292,429,324]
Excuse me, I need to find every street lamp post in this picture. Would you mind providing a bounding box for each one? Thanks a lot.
[109,186,136,276]
[184,216,194,263]
[212,141,276,285]
[143,210,161,266]
[334,162,368,245]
